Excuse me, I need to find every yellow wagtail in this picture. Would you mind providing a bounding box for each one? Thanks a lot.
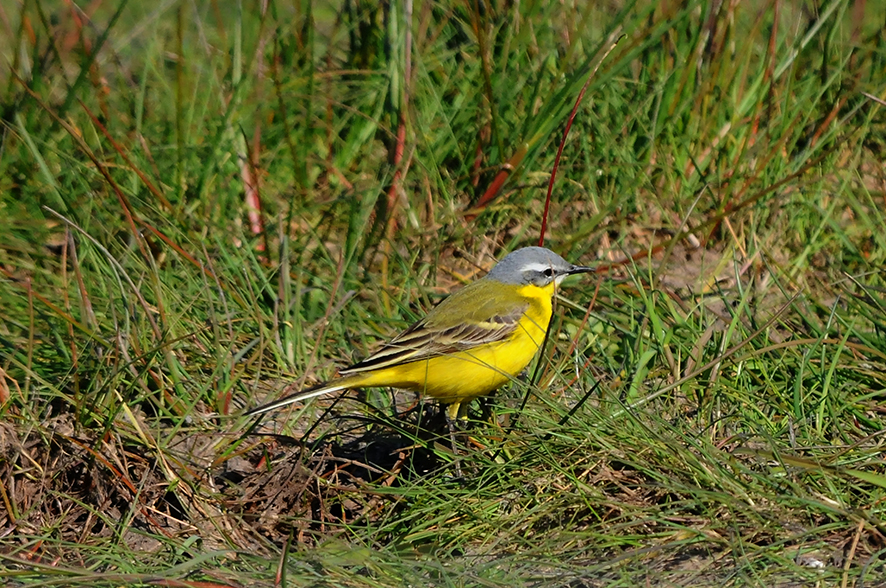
[246,246,593,422]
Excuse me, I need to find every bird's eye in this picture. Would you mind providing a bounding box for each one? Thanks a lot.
[542,268,554,277]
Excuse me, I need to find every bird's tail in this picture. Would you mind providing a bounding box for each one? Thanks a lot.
[244,377,357,417]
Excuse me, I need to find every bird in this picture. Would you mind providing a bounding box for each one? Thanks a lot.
[246,246,593,425]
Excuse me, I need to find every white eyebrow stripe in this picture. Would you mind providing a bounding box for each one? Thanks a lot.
[520,261,556,273]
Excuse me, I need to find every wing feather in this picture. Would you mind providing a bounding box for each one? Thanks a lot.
[340,303,527,375]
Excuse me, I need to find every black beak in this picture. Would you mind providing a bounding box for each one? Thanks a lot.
[567,264,595,275]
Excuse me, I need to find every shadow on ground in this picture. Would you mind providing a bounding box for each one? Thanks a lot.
[220,406,459,543]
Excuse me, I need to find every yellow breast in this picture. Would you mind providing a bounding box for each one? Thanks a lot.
[355,282,555,405]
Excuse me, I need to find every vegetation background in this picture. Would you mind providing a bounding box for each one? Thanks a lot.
[1,0,885,586]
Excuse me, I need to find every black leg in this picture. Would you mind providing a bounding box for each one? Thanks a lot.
[445,403,463,478]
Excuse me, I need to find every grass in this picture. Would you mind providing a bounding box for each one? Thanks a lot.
[1,0,886,586]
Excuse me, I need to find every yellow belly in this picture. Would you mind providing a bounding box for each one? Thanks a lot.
[351,304,550,405]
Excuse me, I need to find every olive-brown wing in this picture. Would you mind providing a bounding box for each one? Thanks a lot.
[340,303,527,375]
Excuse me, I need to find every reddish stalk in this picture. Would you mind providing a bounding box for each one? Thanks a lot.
[78,100,172,210]
[539,37,622,246]
[464,144,528,220]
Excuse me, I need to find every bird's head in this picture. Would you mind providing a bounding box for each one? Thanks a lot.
[487,246,594,288]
